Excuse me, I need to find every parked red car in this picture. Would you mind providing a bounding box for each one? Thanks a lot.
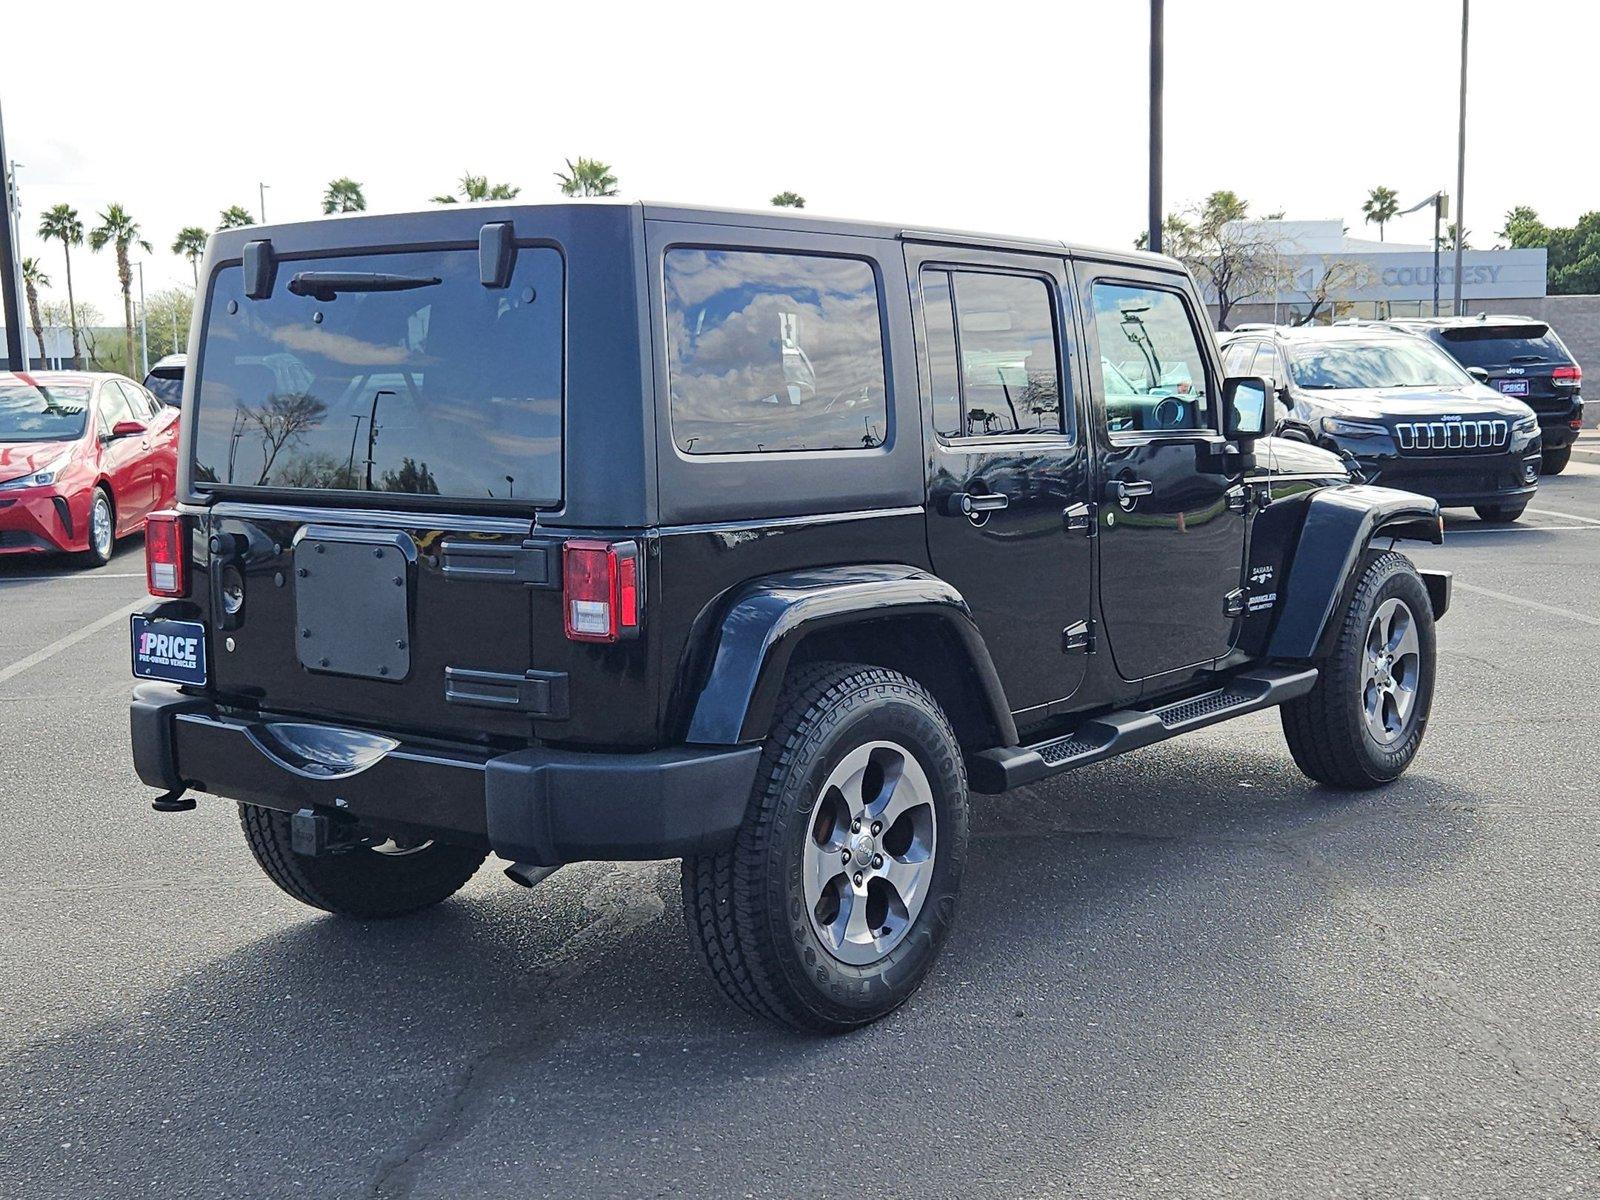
[0,370,180,566]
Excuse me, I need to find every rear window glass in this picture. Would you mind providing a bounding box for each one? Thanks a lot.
[192,247,563,506]
[144,371,183,406]
[1435,325,1569,368]
[0,379,90,442]
[664,249,888,454]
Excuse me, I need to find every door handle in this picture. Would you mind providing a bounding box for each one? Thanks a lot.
[1103,478,1153,502]
[944,492,1010,516]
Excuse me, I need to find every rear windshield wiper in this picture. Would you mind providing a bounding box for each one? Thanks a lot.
[1509,354,1546,363]
[286,271,442,301]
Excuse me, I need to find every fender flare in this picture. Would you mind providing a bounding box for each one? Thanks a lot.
[683,564,1017,748]
[1265,484,1443,661]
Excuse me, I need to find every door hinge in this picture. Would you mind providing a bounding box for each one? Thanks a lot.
[1223,588,1247,618]
[1062,619,1096,654]
[1063,502,1097,536]
[1226,487,1249,514]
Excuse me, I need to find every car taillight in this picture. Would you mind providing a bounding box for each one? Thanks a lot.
[1553,365,1581,387]
[145,511,188,597]
[562,540,643,643]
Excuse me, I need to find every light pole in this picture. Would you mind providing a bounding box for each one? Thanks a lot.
[134,261,149,377]
[259,181,270,224]
[1148,0,1164,255]
[1452,0,1469,315]
[0,100,27,370]
[1399,191,1448,316]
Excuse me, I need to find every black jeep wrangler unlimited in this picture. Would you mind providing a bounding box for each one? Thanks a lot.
[129,202,1449,1032]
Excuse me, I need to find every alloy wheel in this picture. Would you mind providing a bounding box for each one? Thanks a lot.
[802,740,937,966]
[91,495,113,560]
[1362,596,1421,745]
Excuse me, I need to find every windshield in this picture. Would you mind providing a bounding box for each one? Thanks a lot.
[0,381,90,442]
[1289,340,1470,390]
[191,247,563,506]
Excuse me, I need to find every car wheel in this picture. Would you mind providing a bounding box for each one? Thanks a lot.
[1281,551,1436,789]
[681,661,969,1032]
[239,804,487,918]
[1473,502,1527,523]
[80,487,115,567]
[1540,445,1570,475]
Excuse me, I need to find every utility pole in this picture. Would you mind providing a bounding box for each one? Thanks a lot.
[1147,0,1164,255]
[135,261,149,377]
[259,182,270,224]
[1452,0,1469,315]
[0,100,27,370]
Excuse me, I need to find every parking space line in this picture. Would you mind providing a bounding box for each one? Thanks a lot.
[1447,524,1600,535]
[0,598,147,688]
[0,572,145,585]
[1526,506,1600,527]
[1454,581,1600,627]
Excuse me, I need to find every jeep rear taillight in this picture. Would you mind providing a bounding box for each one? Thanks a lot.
[145,511,188,597]
[563,540,642,643]
[1553,365,1581,387]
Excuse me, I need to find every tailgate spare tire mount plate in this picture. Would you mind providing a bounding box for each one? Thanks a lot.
[294,526,414,682]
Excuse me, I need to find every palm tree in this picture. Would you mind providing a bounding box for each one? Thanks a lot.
[217,205,257,230]
[431,172,521,204]
[89,204,153,374]
[1443,222,1470,251]
[21,258,49,366]
[37,203,84,362]
[322,177,367,214]
[771,191,806,208]
[1362,186,1400,241]
[171,227,208,288]
[554,157,619,198]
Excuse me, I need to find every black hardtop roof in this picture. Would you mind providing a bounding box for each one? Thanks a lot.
[202,199,1178,273]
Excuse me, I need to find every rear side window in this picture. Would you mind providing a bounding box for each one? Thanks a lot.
[1435,324,1571,369]
[664,249,888,454]
[191,247,563,506]
[921,269,1063,439]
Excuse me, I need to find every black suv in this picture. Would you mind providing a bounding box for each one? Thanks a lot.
[1220,324,1542,523]
[1383,315,1583,475]
[129,203,1450,1032]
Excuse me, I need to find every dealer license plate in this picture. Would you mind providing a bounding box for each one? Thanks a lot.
[1495,379,1530,396]
[130,615,208,686]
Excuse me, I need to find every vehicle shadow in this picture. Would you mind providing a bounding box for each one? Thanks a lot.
[0,530,145,579]
[6,742,1482,1200]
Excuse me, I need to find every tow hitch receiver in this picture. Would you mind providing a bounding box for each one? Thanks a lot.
[289,808,365,857]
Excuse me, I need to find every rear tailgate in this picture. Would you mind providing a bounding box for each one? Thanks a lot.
[185,240,569,743]
[1437,323,1577,415]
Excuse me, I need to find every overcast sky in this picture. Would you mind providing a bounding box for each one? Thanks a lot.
[6,0,1596,319]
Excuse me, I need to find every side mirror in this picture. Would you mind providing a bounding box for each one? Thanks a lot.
[1222,376,1272,441]
[1466,366,1490,383]
[111,419,148,439]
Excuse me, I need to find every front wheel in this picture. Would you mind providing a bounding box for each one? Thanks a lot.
[1281,551,1436,789]
[1474,501,1527,524]
[1540,445,1571,475]
[681,662,969,1033]
[80,487,115,567]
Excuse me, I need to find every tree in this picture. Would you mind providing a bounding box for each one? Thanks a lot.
[144,287,195,361]
[37,203,84,361]
[771,191,806,208]
[20,258,49,364]
[1288,256,1378,326]
[1545,211,1600,295]
[238,393,328,485]
[88,204,152,376]
[322,177,367,214]
[217,206,256,230]
[1498,205,1548,249]
[1154,191,1277,329]
[432,172,521,204]
[554,157,619,198]
[1361,186,1400,241]
[1442,222,1470,251]
[171,226,208,288]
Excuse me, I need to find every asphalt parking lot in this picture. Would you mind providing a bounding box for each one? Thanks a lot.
[4,466,1599,1200]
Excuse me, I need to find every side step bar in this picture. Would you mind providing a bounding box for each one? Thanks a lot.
[968,665,1319,794]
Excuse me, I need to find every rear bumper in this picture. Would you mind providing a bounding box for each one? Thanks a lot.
[130,684,761,866]
[1535,400,1582,449]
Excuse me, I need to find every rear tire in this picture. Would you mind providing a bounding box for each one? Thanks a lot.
[1473,501,1527,524]
[239,804,486,918]
[1281,551,1436,789]
[681,662,969,1033]
[80,487,115,567]
[1540,445,1571,475]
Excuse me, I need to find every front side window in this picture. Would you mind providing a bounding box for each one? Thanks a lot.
[192,247,563,506]
[1289,340,1471,390]
[1092,283,1212,433]
[921,269,1063,439]
[664,249,888,454]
